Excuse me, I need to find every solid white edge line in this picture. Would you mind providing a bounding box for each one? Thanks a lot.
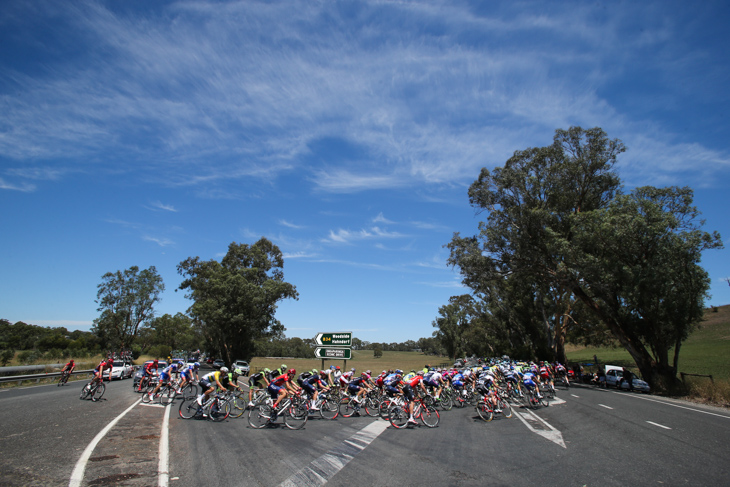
[598,404,613,409]
[68,397,142,487]
[610,391,730,420]
[158,403,172,487]
[646,420,672,430]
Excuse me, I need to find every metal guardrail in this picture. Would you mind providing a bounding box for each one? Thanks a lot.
[680,372,714,384]
[0,369,95,386]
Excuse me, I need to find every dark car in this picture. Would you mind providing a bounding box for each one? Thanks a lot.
[212,359,225,370]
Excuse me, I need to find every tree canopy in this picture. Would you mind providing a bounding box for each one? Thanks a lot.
[92,265,165,351]
[177,238,299,363]
[446,126,722,390]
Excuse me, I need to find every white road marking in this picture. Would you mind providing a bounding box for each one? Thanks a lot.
[278,420,389,487]
[646,421,672,430]
[550,397,566,405]
[599,404,613,409]
[514,409,566,448]
[571,394,580,398]
[140,403,166,408]
[68,397,142,487]
[158,403,172,487]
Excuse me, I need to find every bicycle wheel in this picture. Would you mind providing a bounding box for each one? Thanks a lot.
[439,393,453,411]
[210,399,231,422]
[388,406,409,429]
[319,398,339,420]
[80,383,91,400]
[160,387,176,406]
[181,383,198,400]
[230,395,247,418]
[284,403,308,430]
[476,401,493,422]
[179,398,201,419]
[419,405,440,428]
[364,396,379,417]
[539,395,550,408]
[248,404,272,428]
[378,398,393,420]
[339,397,359,418]
[91,383,106,402]
[497,397,513,418]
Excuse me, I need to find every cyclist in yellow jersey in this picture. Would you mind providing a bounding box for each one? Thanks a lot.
[197,367,229,406]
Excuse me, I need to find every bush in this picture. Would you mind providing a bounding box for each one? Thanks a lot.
[686,377,730,407]
[0,349,14,366]
[18,350,41,365]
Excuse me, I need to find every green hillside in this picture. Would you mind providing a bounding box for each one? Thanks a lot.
[566,304,730,381]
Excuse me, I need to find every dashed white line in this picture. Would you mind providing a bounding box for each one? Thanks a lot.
[598,404,613,410]
[646,421,672,430]
[570,394,580,398]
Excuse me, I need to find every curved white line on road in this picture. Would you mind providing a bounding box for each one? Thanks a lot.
[158,403,172,487]
[514,409,566,448]
[68,397,142,487]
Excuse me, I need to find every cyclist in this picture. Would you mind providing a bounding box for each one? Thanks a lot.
[178,362,199,393]
[248,368,270,407]
[522,368,543,399]
[347,371,372,405]
[60,359,75,383]
[331,366,342,386]
[138,359,159,392]
[228,368,245,394]
[422,368,445,400]
[539,361,555,392]
[267,368,299,410]
[268,364,288,381]
[92,358,114,385]
[320,366,334,386]
[148,362,180,401]
[301,369,330,410]
[476,368,501,413]
[395,372,419,425]
[197,367,230,408]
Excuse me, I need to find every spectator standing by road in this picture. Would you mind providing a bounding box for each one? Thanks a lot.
[620,367,634,391]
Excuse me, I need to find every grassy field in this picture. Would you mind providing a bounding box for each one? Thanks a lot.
[250,350,449,375]
[566,304,730,381]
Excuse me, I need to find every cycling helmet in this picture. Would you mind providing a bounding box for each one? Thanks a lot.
[361,371,368,377]
[194,362,200,368]
[311,369,318,375]
[320,370,327,375]
[287,368,296,375]
[177,360,184,368]
[351,367,356,372]
[234,368,243,376]
[263,367,271,373]
[107,358,114,364]
[154,359,159,364]
[330,365,335,370]
[335,366,341,370]
[281,364,287,370]
[395,369,403,374]
[220,367,229,373]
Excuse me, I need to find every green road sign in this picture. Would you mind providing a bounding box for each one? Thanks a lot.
[315,332,352,347]
[314,347,352,360]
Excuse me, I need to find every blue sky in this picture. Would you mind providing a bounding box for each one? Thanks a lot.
[1,0,729,343]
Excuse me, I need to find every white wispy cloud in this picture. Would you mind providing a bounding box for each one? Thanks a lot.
[279,219,304,229]
[323,226,407,244]
[146,201,178,212]
[372,212,395,224]
[0,177,36,192]
[142,236,174,247]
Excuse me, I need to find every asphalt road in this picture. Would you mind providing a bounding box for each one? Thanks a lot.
[1,379,729,486]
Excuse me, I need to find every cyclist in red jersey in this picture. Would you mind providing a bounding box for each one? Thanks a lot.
[267,368,299,409]
[62,359,76,374]
[93,358,114,385]
[139,359,159,391]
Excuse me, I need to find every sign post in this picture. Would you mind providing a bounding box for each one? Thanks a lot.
[314,331,352,369]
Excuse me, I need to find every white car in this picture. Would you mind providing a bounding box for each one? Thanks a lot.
[232,360,250,376]
[604,365,650,392]
[110,360,134,380]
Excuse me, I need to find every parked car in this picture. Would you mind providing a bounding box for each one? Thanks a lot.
[232,360,250,376]
[212,359,225,369]
[133,360,167,389]
[604,365,651,392]
[110,360,134,380]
